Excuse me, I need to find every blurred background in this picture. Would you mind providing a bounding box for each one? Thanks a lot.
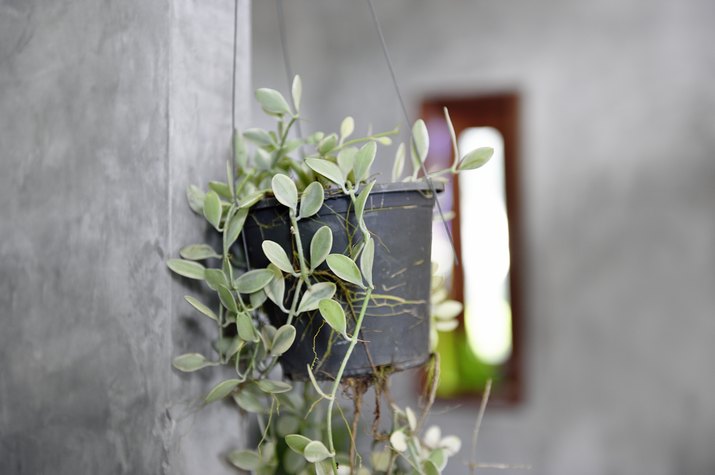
[2,0,714,474]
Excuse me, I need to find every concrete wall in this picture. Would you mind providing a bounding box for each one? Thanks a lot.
[253,1,715,474]
[0,1,250,474]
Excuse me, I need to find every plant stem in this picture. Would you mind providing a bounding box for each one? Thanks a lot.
[326,287,373,473]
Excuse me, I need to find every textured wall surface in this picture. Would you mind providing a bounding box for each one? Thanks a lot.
[0,1,250,474]
[253,1,715,474]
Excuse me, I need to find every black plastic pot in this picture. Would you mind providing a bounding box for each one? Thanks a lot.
[242,182,438,380]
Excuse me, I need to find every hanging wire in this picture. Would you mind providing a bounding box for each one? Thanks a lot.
[365,0,460,267]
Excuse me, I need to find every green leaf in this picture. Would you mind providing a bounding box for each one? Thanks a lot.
[303,440,332,463]
[297,282,336,313]
[167,259,205,280]
[265,267,286,309]
[299,181,324,219]
[423,460,440,475]
[433,300,463,320]
[228,450,261,471]
[285,434,312,454]
[292,75,302,111]
[353,142,376,183]
[318,299,347,339]
[337,147,357,178]
[359,236,375,288]
[208,181,232,199]
[353,182,375,226]
[310,226,333,270]
[428,448,447,471]
[305,158,344,187]
[411,119,430,164]
[392,143,405,181]
[202,190,222,230]
[326,254,364,288]
[249,289,267,308]
[186,185,205,214]
[184,296,218,321]
[340,116,354,140]
[390,430,408,452]
[217,286,238,313]
[224,207,248,250]
[233,388,267,413]
[238,191,265,209]
[256,88,292,116]
[205,379,241,403]
[179,244,220,260]
[317,133,338,155]
[204,268,229,291]
[262,241,294,274]
[235,269,274,294]
[271,324,296,356]
[256,379,292,394]
[236,312,259,342]
[233,129,248,170]
[458,146,494,171]
[172,353,214,372]
[244,128,274,146]
[272,174,298,211]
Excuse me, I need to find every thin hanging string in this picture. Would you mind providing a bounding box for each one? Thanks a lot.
[365,0,460,267]
[276,0,305,143]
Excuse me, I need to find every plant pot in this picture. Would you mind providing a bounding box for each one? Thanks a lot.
[242,182,438,380]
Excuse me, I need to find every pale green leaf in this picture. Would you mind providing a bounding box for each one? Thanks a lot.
[303,441,332,463]
[233,389,267,413]
[180,244,220,260]
[337,148,357,178]
[235,269,274,294]
[204,268,229,291]
[326,254,364,288]
[224,207,248,250]
[264,267,286,309]
[433,300,463,320]
[423,460,440,475]
[359,236,375,288]
[272,174,298,211]
[236,312,259,342]
[305,158,344,187]
[390,430,408,452]
[202,190,222,230]
[353,142,376,183]
[406,407,417,431]
[205,379,241,403]
[292,75,302,111]
[208,181,232,200]
[428,448,447,471]
[299,181,324,219]
[172,353,214,372]
[262,241,294,274]
[167,259,205,280]
[217,286,238,313]
[310,226,333,270]
[434,319,459,332]
[353,182,375,229]
[317,134,338,155]
[318,299,347,339]
[458,147,494,171]
[256,88,292,116]
[392,143,405,181]
[285,434,312,454]
[411,119,430,163]
[233,129,248,170]
[228,450,261,471]
[238,191,265,209]
[186,185,205,214]
[297,282,336,313]
[244,128,273,146]
[340,116,354,140]
[271,324,296,356]
[249,289,267,308]
[371,449,392,472]
[184,296,218,321]
[256,379,292,394]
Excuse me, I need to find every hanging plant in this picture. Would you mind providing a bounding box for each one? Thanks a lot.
[168,76,492,474]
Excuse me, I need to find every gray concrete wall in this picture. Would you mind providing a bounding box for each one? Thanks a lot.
[0,1,250,474]
[253,1,715,474]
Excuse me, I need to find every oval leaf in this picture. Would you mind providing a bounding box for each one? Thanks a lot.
[390,430,408,452]
[235,269,274,294]
[262,241,294,274]
[303,440,332,463]
[340,116,355,139]
[459,146,494,171]
[179,244,220,260]
[203,190,222,230]
[392,143,406,181]
[224,207,248,250]
[353,142,376,183]
[172,353,213,372]
[271,324,296,356]
[167,259,205,280]
[184,296,218,321]
[272,174,298,211]
[236,312,259,342]
[411,119,430,163]
[359,236,375,288]
[205,379,241,403]
[233,389,267,413]
[306,158,344,187]
[204,268,229,291]
[285,434,312,454]
[292,75,302,111]
[337,147,357,177]
[256,379,292,394]
[256,88,292,116]
[217,285,238,313]
[299,181,324,219]
[310,226,333,270]
[265,268,286,309]
[297,282,336,314]
[318,299,347,339]
[326,254,364,288]
[228,450,261,471]
[186,185,205,214]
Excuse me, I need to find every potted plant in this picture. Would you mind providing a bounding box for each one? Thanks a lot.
[168,76,493,474]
